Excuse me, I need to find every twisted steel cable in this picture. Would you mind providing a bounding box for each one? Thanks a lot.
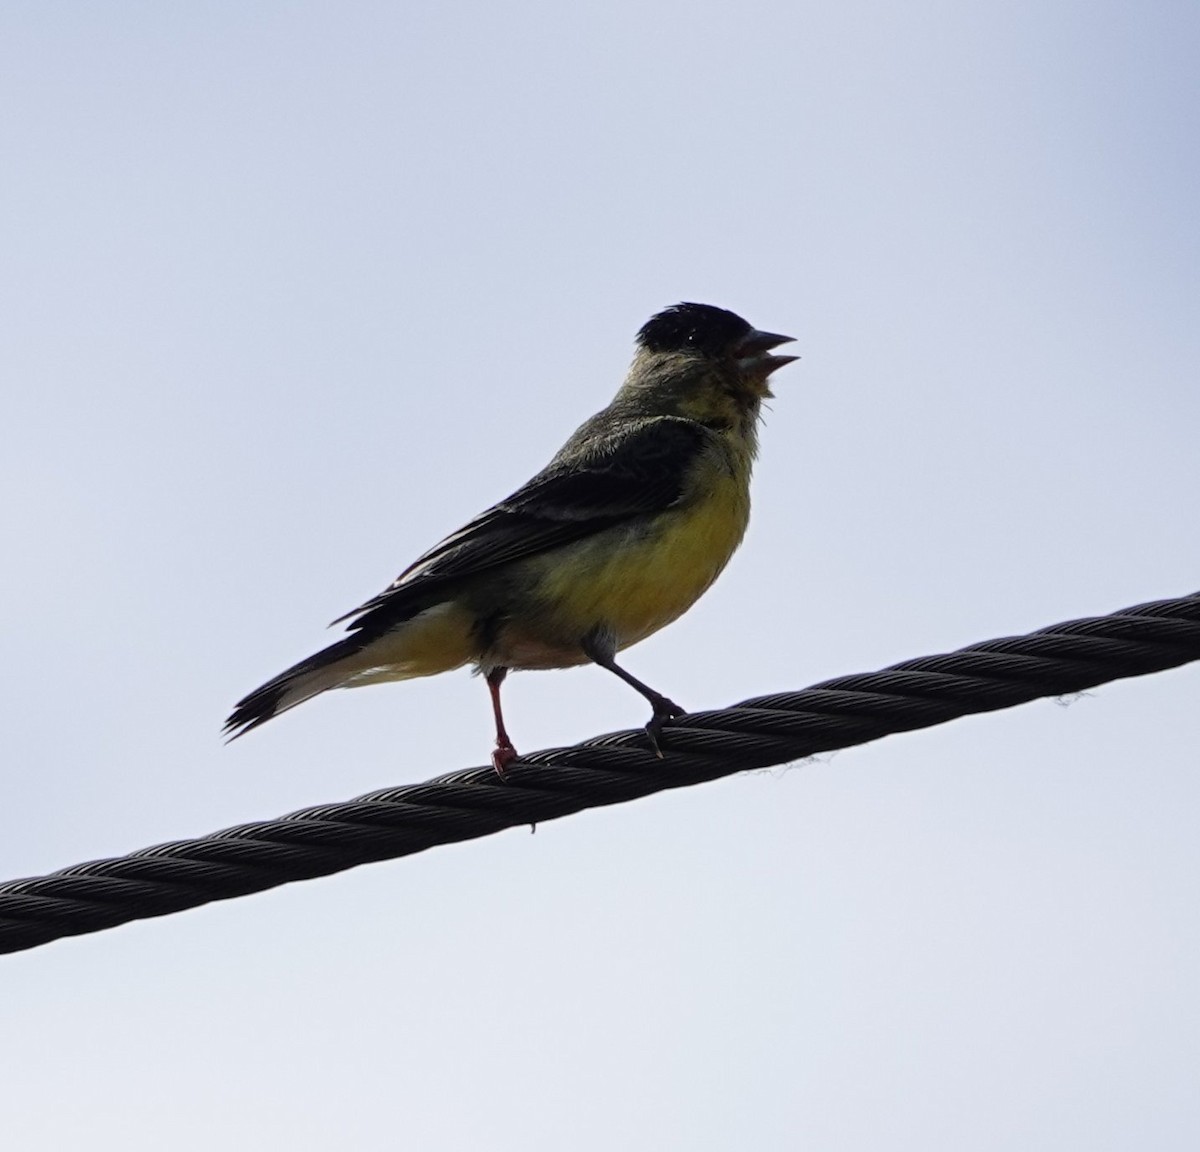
[2,590,1198,956]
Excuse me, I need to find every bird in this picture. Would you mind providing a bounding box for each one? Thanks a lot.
[224,302,797,772]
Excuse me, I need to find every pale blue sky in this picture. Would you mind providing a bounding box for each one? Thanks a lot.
[2,3,1199,1149]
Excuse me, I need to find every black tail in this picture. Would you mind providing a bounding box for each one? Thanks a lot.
[223,635,368,740]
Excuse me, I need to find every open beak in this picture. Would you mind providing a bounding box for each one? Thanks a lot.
[735,328,799,376]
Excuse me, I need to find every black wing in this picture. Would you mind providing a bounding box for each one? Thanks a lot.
[335,416,710,633]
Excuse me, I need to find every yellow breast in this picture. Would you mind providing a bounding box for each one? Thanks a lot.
[508,469,751,665]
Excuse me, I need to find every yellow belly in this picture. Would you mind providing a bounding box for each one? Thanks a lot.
[499,473,751,668]
[338,464,753,680]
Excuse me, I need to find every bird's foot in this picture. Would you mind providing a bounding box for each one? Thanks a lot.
[645,695,687,759]
[492,739,519,778]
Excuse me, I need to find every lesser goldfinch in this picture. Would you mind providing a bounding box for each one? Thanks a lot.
[225,302,797,770]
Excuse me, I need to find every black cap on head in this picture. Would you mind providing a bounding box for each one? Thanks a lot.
[636,303,753,357]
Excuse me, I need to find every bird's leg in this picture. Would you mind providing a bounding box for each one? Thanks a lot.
[582,631,686,758]
[485,666,518,776]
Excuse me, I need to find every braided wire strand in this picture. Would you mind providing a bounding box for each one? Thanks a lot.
[2,590,1198,955]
